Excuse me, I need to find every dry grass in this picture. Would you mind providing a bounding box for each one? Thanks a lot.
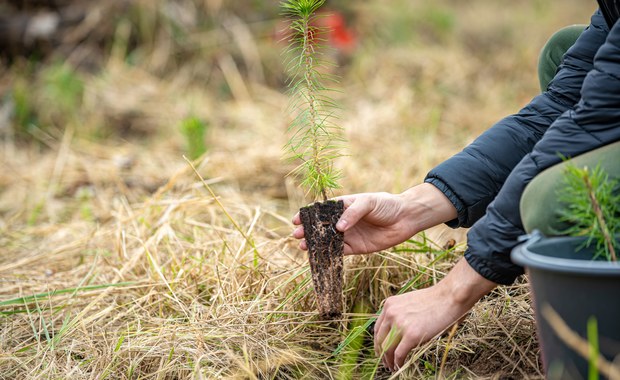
[0,0,594,378]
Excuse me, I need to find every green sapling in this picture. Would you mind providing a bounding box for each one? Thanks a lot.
[282,0,345,201]
[281,0,347,318]
[180,116,208,160]
[557,163,619,261]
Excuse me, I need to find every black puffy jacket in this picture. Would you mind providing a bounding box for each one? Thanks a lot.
[424,8,620,285]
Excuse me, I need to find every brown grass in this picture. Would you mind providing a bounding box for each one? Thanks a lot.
[0,0,595,378]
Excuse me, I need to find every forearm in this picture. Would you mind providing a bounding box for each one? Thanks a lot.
[398,183,457,233]
[398,187,498,303]
[395,192,499,307]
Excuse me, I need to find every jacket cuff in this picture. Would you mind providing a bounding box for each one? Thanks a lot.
[464,249,524,285]
[424,176,465,228]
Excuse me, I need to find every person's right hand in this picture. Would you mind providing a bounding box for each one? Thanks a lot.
[292,183,458,255]
[293,192,416,255]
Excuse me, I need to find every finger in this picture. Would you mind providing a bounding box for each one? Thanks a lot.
[332,194,356,208]
[383,347,396,371]
[393,335,417,370]
[336,195,374,232]
[299,239,307,251]
[292,226,304,239]
[382,328,402,371]
[374,315,392,359]
[292,212,301,225]
[373,313,385,357]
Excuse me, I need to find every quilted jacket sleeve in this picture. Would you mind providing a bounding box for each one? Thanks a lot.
[425,10,609,228]
[466,18,620,285]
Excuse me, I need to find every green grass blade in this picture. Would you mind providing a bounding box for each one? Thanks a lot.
[587,316,599,380]
[0,282,135,307]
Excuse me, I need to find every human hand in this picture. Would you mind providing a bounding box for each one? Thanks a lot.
[292,183,458,255]
[292,192,417,255]
[374,258,497,371]
[373,287,464,371]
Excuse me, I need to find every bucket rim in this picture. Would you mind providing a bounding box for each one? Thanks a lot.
[511,231,620,276]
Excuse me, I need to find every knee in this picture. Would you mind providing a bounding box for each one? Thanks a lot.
[538,25,585,91]
[520,163,567,236]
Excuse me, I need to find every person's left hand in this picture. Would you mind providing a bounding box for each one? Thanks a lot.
[373,286,464,371]
[374,258,497,371]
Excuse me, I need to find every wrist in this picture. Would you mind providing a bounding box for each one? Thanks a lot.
[398,183,458,233]
[440,258,498,308]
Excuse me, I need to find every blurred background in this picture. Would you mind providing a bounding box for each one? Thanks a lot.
[0,0,595,216]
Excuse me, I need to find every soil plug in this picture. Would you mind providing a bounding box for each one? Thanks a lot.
[300,200,344,319]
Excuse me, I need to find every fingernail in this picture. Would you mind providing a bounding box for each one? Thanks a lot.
[336,219,347,231]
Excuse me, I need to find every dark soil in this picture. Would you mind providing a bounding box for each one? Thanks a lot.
[299,200,345,319]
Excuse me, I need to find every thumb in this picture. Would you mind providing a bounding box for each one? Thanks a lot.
[336,195,374,232]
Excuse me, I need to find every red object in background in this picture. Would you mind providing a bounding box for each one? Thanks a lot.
[276,9,357,55]
[315,11,356,53]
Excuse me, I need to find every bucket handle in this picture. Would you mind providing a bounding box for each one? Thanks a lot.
[517,230,545,248]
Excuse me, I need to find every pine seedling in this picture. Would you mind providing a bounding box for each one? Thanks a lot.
[12,78,36,135]
[281,0,348,319]
[180,116,208,160]
[282,0,345,201]
[40,62,83,123]
[557,163,620,261]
